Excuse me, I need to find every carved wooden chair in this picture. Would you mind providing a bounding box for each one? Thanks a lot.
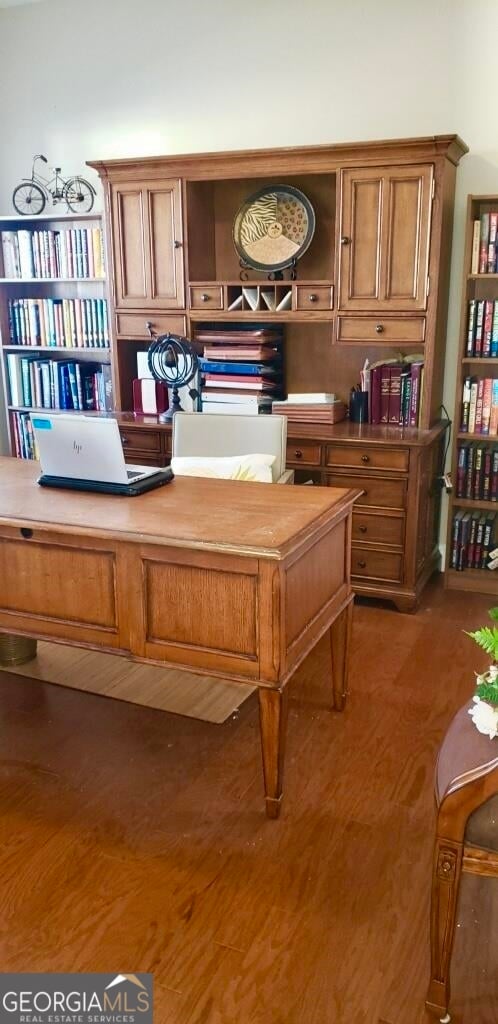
[426,700,498,1022]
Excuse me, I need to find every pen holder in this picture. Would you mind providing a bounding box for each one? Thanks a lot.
[349,390,369,423]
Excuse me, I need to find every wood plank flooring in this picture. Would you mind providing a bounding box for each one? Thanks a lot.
[0,578,497,1023]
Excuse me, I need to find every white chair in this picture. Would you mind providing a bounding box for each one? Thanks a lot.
[172,412,294,483]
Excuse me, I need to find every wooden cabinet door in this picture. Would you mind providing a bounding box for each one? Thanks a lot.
[338,165,433,312]
[111,179,185,310]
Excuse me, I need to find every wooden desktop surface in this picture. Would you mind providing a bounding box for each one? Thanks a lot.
[0,457,358,817]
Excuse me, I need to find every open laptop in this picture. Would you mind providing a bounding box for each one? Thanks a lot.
[32,414,173,495]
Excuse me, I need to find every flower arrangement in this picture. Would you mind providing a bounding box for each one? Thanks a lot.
[467,607,498,738]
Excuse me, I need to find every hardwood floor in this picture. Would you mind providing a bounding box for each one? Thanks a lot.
[0,577,497,1023]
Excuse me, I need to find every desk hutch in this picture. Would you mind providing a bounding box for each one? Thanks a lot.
[85,134,465,611]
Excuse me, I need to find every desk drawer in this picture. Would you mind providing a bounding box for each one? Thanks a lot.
[189,285,223,310]
[326,473,406,510]
[336,316,425,344]
[115,313,187,339]
[287,442,322,466]
[294,285,333,311]
[352,511,404,547]
[326,444,408,473]
[119,428,162,453]
[351,547,403,582]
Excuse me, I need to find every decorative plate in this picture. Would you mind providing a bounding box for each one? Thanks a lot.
[233,185,315,273]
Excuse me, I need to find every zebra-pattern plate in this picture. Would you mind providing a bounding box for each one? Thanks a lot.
[233,185,315,272]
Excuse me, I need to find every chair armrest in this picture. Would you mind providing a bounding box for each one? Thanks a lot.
[277,469,295,485]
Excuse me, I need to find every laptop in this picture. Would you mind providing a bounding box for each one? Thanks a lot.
[32,414,174,495]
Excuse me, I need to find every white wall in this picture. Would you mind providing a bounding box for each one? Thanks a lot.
[0,0,497,553]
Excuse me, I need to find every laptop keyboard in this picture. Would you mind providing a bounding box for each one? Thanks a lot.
[127,470,142,479]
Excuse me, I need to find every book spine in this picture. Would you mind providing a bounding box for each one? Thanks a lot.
[481,378,493,435]
[380,367,390,424]
[409,363,423,427]
[471,219,481,274]
[466,299,476,357]
[465,445,475,498]
[492,449,498,501]
[492,301,498,358]
[483,300,494,357]
[474,300,485,356]
[490,380,498,436]
[473,445,484,500]
[483,447,492,501]
[66,363,79,409]
[388,366,402,424]
[488,212,498,273]
[456,444,468,497]
[468,380,478,433]
[474,379,485,434]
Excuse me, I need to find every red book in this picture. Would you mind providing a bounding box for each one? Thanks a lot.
[409,362,424,427]
[474,379,485,434]
[388,365,403,424]
[380,367,390,423]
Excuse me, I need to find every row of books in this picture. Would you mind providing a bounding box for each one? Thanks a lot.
[456,443,498,502]
[8,297,109,349]
[7,353,112,412]
[450,509,497,571]
[471,212,498,274]
[466,299,498,357]
[460,377,498,435]
[196,327,284,415]
[10,411,39,461]
[365,358,424,427]
[1,228,104,279]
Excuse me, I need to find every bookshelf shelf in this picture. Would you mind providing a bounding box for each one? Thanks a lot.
[445,194,498,590]
[0,211,113,459]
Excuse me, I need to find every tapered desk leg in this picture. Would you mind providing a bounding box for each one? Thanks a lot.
[329,599,353,711]
[258,686,289,819]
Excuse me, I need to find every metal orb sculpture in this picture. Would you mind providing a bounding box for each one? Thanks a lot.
[147,333,199,421]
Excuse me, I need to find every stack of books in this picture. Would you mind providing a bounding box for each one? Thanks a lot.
[471,212,498,274]
[450,509,497,570]
[196,327,283,415]
[460,377,498,435]
[466,299,498,357]
[7,352,112,412]
[456,442,498,501]
[364,357,425,426]
[272,393,347,425]
[10,412,39,460]
[1,227,105,279]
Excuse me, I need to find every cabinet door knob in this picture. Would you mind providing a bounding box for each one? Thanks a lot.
[340,236,350,245]
[361,454,370,463]
[357,560,366,569]
[359,525,367,534]
[308,293,318,303]
[120,435,129,446]
[375,323,384,334]
[294,449,303,459]
[201,293,210,302]
[174,240,182,249]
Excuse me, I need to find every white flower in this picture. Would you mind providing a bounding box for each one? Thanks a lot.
[468,695,498,739]
[488,664,498,682]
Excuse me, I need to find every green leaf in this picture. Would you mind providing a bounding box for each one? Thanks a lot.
[476,681,498,706]
[466,626,498,660]
[489,607,498,623]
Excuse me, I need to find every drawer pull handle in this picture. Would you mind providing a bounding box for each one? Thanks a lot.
[145,320,155,338]
[359,525,367,534]
[294,449,303,459]
[201,293,210,302]
[174,240,182,249]
[308,293,318,303]
[340,236,350,245]
[120,436,129,446]
[357,560,366,569]
[375,324,384,334]
[361,454,370,463]
[20,527,33,539]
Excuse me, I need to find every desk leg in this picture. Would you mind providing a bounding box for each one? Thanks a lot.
[258,686,289,820]
[329,599,353,712]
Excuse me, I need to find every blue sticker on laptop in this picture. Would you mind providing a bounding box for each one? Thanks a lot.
[32,418,52,430]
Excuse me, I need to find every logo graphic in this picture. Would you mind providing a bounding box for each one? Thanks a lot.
[0,972,153,1024]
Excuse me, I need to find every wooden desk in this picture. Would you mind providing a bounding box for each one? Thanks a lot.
[0,458,357,817]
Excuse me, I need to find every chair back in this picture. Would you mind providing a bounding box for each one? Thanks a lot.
[172,412,287,482]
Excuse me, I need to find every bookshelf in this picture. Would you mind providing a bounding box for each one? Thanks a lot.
[0,212,112,460]
[445,194,498,595]
[88,135,468,611]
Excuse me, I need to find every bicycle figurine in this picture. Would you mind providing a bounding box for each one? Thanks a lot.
[12,154,96,215]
